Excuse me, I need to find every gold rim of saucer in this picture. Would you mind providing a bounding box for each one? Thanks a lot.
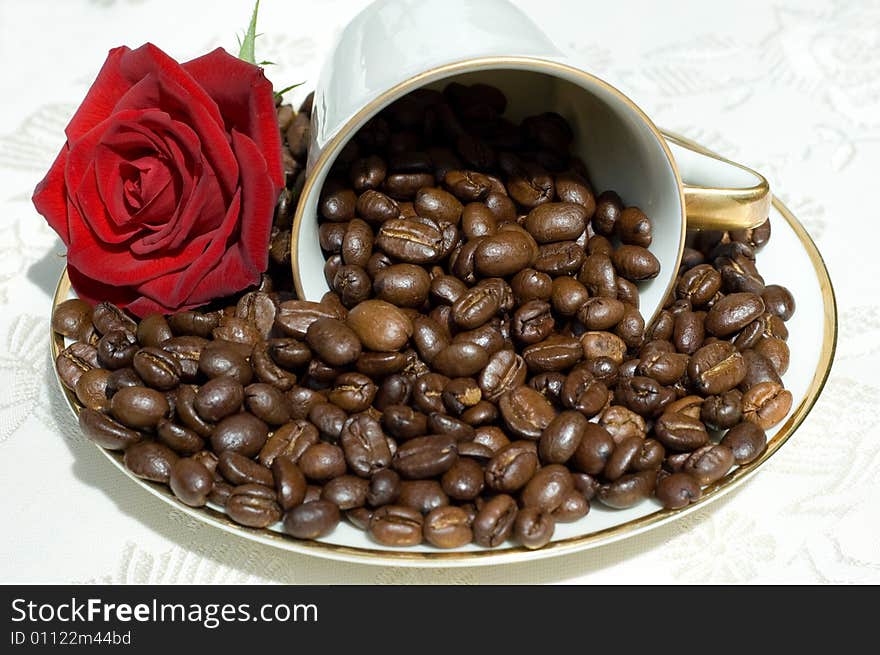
[50,134,837,566]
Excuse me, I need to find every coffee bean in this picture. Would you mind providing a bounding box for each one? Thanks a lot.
[474,230,537,277]
[368,505,423,546]
[74,368,111,411]
[441,457,485,500]
[327,373,377,413]
[655,472,701,509]
[393,434,458,479]
[682,444,735,485]
[422,506,472,548]
[597,470,657,509]
[705,292,765,336]
[199,342,253,384]
[689,341,747,395]
[499,386,555,439]
[110,386,169,429]
[654,412,709,452]
[273,456,307,510]
[283,499,340,539]
[79,407,143,450]
[485,440,539,492]
[398,480,449,514]
[321,475,369,510]
[169,458,213,507]
[523,335,583,373]
[210,413,268,457]
[524,202,587,243]
[432,342,489,378]
[473,494,518,547]
[195,377,244,422]
[721,421,767,465]
[340,413,392,477]
[521,464,573,512]
[299,442,347,482]
[742,381,792,429]
[156,419,204,455]
[56,342,99,390]
[52,299,94,340]
[612,245,660,280]
[347,300,413,352]
[701,390,743,430]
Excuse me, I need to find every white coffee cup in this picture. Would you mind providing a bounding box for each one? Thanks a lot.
[291,0,769,322]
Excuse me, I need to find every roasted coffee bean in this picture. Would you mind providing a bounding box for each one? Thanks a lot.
[432,342,489,378]
[677,264,722,306]
[655,472,702,509]
[195,376,244,422]
[427,413,474,441]
[159,336,205,383]
[430,274,467,306]
[597,470,657,509]
[110,385,169,429]
[320,188,357,222]
[485,440,539,492]
[96,329,138,370]
[561,367,609,417]
[760,284,795,321]
[415,187,463,225]
[637,350,688,386]
[326,373,376,413]
[555,171,595,214]
[701,390,743,431]
[331,264,371,308]
[603,436,642,481]
[373,264,431,308]
[477,350,526,402]
[753,336,790,376]
[521,464,573,512]
[283,500,340,538]
[612,245,660,280]
[287,387,326,421]
[347,300,413,351]
[472,426,510,454]
[683,444,735,485]
[484,191,517,222]
[440,457,485,501]
[321,475,369,510]
[654,412,709,452]
[299,442,347,482]
[199,342,253,384]
[673,310,705,355]
[577,298,624,331]
[647,310,675,342]
[57,342,99,390]
[705,292,765,336]
[210,413,268,457]
[615,305,645,348]
[523,335,583,373]
[251,341,297,391]
[340,218,374,269]
[617,375,672,417]
[235,292,276,340]
[721,421,767,465]
[376,216,446,263]
[581,356,619,386]
[689,341,747,395]
[524,202,587,243]
[511,268,552,303]
[553,488,590,522]
[320,221,348,253]
[259,420,319,468]
[52,299,93,340]
[507,166,554,209]
[461,202,498,240]
[366,468,401,507]
[474,230,537,277]
[218,451,274,487]
[157,419,204,455]
[212,316,261,348]
[580,331,627,364]
[592,191,622,235]
[381,405,427,441]
[175,385,214,438]
[742,381,792,429]
[442,377,482,415]
[550,277,589,317]
[275,299,343,340]
[355,351,407,379]
[168,311,220,338]
[533,241,584,276]
[272,456,307,510]
[338,413,392,477]
[368,505,424,546]
[511,300,554,345]
[412,373,448,414]
[461,400,498,426]
[538,411,586,464]
[452,282,506,330]
[79,407,143,450]
[74,368,111,411]
[633,438,665,471]
[92,302,136,335]
[599,405,647,443]
[473,493,518,547]
[616,207,652,247]
[499,386,555,439]
[398,480,449,514]
[393,434,458,479]
[169,457,214,507]
[740,349,782,391]
[423,506,472,548]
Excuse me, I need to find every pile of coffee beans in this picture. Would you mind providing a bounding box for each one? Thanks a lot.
[53,84,795,551]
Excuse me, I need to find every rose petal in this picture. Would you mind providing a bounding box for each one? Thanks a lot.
[183,48,283,191]
[33,146,72,244]
[65,46,132,144]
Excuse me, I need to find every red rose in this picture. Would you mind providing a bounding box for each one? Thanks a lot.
[33,43,283,316]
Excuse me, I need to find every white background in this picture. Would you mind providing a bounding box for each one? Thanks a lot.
[0,0,876,583]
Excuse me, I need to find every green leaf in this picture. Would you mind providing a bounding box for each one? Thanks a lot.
[258,60,275,66]
[238,0,260,64]
[274,81,306,100]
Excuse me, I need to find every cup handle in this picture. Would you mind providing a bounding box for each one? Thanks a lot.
[662,130,771,231]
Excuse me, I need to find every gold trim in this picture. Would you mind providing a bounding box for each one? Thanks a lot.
[51,135,837,567]
[665,133,772,230]
[288,56,688,329]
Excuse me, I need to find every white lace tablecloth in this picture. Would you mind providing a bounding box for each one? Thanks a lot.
[0,0,875,584]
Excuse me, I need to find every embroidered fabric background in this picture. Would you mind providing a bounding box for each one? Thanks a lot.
[0,0,874,583]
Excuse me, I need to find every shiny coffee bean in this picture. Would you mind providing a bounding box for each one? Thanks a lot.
[368,505,424,546]
[721,421,767,465]
[596,470,657,509]
[195,376,243,422]
[654,412,709,452]
[110,386,169,429]
[538,410,587,464]
[169,458,214,507]
[424,506,473,548]
[393,434,458,479]
[306,318,362,367]
[398,480,449,514]
[655,472,701,509]
[283,500,341,539]
[682,444,735,485]
[705,292,765,336]
[299,442,347,482]
[473,494,518,547]
[499,386,555,439]
[56,342,99,390]
[485,440,539,492]
[742,381,792,429]
[210,413,268,457]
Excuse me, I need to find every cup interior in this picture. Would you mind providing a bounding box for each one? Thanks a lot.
[294,61,684,322]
